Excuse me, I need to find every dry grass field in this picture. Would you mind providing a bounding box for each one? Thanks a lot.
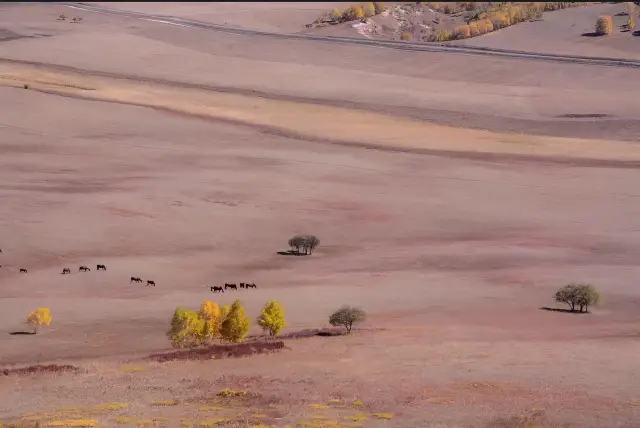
[1,2,640,428]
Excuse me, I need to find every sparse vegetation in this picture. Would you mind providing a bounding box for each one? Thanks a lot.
[313,2,386,26]
[220,299,250,343]
[595,15,613,35]
[627,13,635,30]
[329,306,366,333]
[256,300,286,336]
[401,31,413,41]
[27,307,51,333]
[453,24,471,39]
[554,283,601,313]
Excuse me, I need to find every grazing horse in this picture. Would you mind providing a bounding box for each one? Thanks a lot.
[211,286,224,293]
[96,264,106,271]
[224,283,237,290]
[246,283,257,289]
[79,266,90,272]
[130,277,142,283]
[20,268,27,273]
[146,280,156,287]
[62,268,71,274]
[240,282,245,288]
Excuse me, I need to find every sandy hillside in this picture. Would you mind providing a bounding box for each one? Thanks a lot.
[1,2,640,428]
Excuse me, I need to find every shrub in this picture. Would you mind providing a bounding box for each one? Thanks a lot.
[554,283,601,313]
[167,307,203,348]
[257,300,286,336]
[362,2,375,17]
[506,5,523,24]
[27,308,51,333]
[373,2,385,14]
[627,14,635,30]
[220,300,250,343]
[329,306,366,333]
[595,15,612,35]
[469,22,480,37]
[453,24,471,39]
[199,300,221,344]
[401,31,413,41]
[491,11,510,29]
[331,7,342,21]
[432,29,452,41]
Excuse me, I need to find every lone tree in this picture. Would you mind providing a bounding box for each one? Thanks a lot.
[595,15,612,35]
[257,300,286,336]
[288,234,320,255]
[554,283,601,313]
[199,300,221,344]
[220,299,250,343]
[329,306,366,334]
[26,308,51,334]
[167,307,204,348]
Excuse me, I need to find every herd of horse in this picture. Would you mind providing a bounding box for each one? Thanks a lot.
[1,250,257,292]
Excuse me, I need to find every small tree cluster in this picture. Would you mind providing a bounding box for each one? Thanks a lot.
[595,15,613,35]
[554,283,600,313]
[27,308,51,333]
[288,234,320,255]
[329,306,366,333]
[320,2,385,25]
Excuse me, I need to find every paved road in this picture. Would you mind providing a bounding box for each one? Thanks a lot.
[64,2,640,69]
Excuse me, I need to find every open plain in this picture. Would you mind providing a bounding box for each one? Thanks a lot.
[1,2,640,428]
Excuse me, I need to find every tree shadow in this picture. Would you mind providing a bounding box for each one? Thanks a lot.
[633,30,640,36]
[581,32,602,37]
[539,307,589,314]
[9,331,36,335]
[276,250,308,256]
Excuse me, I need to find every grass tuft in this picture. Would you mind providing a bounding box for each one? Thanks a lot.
[310,404,329,409]
[373,413,393,419]
[198,406,224,411]
[119,365,144,373]
[216,388,247,397]
[47,420,99,427]
[151,400,178,406]
[199,418,232,426]
[342,414,368,421]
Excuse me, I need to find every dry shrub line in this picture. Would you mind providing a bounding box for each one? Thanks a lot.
[148,341,287,363]
[0,364,82,377]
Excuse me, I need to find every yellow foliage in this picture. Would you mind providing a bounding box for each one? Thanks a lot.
[220,300,250,343]
[257,300,286,336]
[113,417,134,424]
[595,15,613,35]
[353,5,364,19]
[219,304,231,322]
[47,420,98,427]
[199,418,232,426]
[331,7,342,20]
[310,404,329,409]
[119,365,144,373]
[217,388,247,397]
[91,402,129,412]
[401,31,412,41]
[469,22,480,37]
[373,413,393,419]
[342,414,368,421]
[434,29,452,42]
[297,422,324,428]
[198,406,223,411]
[327,399,341,404]
[491,11,510,28]
[351,399,363,407]
[362,2,375,17]
[27,307,51,332]
[453,24,471,39]
[151,400,178,406]
[627,14,635,30]
[200,300,221,343]
[167,307,204,348]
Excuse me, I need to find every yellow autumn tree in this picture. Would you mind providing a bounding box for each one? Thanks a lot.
[257,300,286,336]
[27,308,51,333]
[167,307,204,348]
[199,300,221,344]
[362,2,375,17]
[331,7,342,21]
[220,300,250,343]
[220,304,231,322]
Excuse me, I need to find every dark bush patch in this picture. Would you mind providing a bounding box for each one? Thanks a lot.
[148,340,287,363]
[0,364,81,376]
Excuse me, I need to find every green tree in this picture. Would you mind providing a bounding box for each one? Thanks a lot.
[257,300,286,336]
[167,307,204,348]
[554,283,601,313]
[220,300,250,343]
[329,306,366,333]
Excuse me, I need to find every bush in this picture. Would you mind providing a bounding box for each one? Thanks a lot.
[595,15,612,35]
[554,283,601,313]
[331,7,342,21]
[401,31,413,41]
[329,306,366,333]
[220,300,250,343]
[167,308,204,348]
[433,29,452,41]
[453,24,471,39]
[627,14,635,30]
[27,308,51,333]
[257,300,286,336]
[373,2,385,14]
[362,2,376,17]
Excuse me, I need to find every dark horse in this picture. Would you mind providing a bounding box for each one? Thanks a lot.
[224,283,237,290]
[19,268,27,273]
[130,277,142,283]
[96,264,106,271]
[146,280,156,287]
[246,283,257,289]
[240,282,245,288]
[211,286,224,293]
[79,266,90,272]
[62,268,71,274]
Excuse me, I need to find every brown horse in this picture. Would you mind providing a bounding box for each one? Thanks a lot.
[224,283,237,290]
[79,266,90,272]
[146,280,156,287]
[62,268,71,274]
[20,268,27,274]
[211,286,224,293]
